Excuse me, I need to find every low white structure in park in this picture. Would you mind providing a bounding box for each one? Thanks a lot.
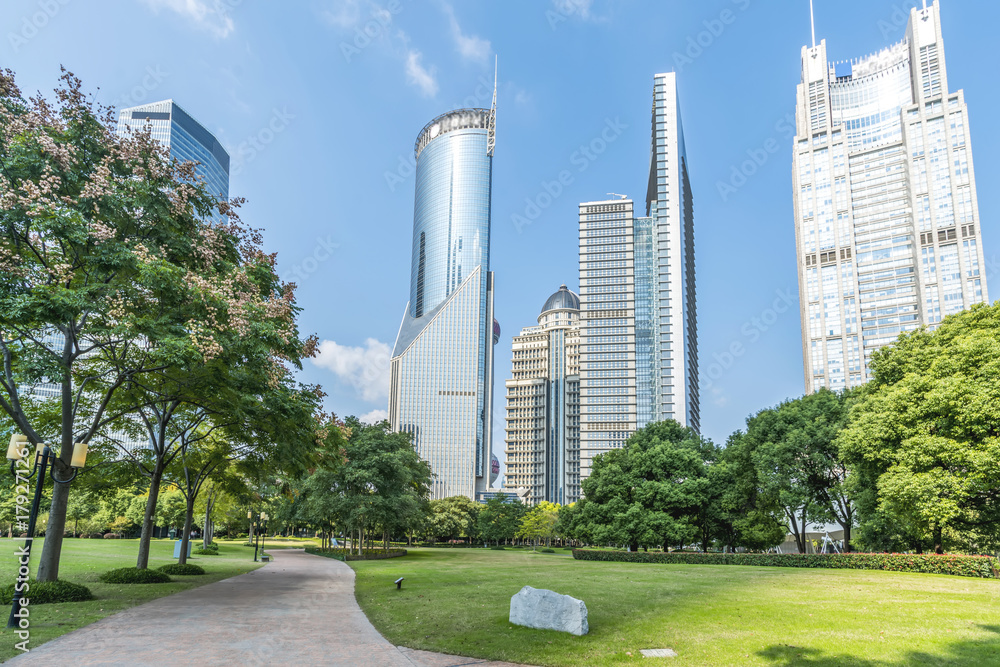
[509,586,588,636]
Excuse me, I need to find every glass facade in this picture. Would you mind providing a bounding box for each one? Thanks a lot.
[117,100,230,207]
[390,108,496,501]
[645,72,699,432]
[793,1,988,392]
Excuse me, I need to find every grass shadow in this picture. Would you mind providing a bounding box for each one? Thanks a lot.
[758,624,1000,666]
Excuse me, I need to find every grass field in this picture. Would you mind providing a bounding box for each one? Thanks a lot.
[350,547,1000,666]
[0,537,263,662]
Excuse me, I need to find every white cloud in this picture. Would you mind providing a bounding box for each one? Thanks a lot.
[321,0,362,28]
[140,0,235,38]
[311,338,391,402]
[443,4,491,63]
[359,409,389,424]
[552,0,593,19]
[405,51,439,97]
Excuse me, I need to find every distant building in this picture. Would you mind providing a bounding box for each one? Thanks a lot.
[117,99,230,204]
[389,105,499,501]
[793,1,988,392]
[504,285,581,504]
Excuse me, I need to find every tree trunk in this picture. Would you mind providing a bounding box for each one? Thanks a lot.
[179,498,195,565]
[36,458,72,581]
[37,342,84,582]
[202,489,214,550]
[136,463,165,569]
[842,523,852,553]
[934,524,944,555]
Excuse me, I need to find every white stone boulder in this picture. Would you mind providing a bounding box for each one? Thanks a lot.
[509,586,589,635]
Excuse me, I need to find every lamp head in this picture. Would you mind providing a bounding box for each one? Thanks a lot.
[6,435,28,461]
[70,440,88,469]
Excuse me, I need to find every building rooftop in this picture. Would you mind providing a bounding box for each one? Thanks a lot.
[541,285,580,314]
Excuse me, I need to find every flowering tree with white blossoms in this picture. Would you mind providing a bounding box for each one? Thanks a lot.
[0,68,323,580]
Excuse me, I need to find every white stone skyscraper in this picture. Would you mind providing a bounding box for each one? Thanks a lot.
[793,1,987,392]
[503,286,581,505]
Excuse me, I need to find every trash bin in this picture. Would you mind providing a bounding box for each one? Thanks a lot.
[173,539,192,559]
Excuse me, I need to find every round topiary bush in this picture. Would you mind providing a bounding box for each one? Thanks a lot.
[490,546,506,550]
[541,548,555,553]
[0,579,94,605]
[158,563,206,576]
[99,568,172,584]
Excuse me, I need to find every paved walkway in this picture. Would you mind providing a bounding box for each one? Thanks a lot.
[10,549,528,666]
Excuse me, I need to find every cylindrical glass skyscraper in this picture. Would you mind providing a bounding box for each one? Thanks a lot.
[390,107,497,501]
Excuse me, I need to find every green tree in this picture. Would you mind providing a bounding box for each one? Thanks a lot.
[579,420,715,552]
[839,303,1000,554]
[428,496,481,543]
[479,496,527,546]
[0,69,300,580]
[516,501,560,549]
[716,432,786,552]
[740,389,857,552]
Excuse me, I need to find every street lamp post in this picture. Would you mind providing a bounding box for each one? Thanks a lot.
[5,435,88,629]
[254,512,269,563]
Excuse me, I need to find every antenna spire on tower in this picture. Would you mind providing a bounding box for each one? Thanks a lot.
[810,0,817,48]
[487,55,497,157]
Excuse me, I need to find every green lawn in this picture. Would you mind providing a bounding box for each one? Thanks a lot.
[0,537,262,662]
[350,547,1000,666]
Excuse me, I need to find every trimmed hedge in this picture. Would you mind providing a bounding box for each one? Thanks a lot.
[99,568,172,584]
[304,547,407,562]
[158,563,206,576]
[572,549,1000,578]
[1,579,94,605]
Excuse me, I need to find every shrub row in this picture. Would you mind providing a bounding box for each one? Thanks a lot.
[158,563,206,576]
[99,568,172,584]
[304,547,407,562]
[572,549,1000,578]
[1,579,94,605]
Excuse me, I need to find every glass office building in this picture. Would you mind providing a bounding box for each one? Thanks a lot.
[504,286,581,505]
[117,100,230,207]
[389,108,498,501]
[793,1,988,392]
[575,73,699,484]
[646,72,699,432]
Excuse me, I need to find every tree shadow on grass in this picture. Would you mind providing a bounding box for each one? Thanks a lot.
[758,624,1000,666]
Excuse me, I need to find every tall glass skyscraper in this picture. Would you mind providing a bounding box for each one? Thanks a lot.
[389,107,498,501]
[793,1,988,392]
[117,100,230,205]
[575,73,699,485]
[504,286,581,505]
[647,72,699,432]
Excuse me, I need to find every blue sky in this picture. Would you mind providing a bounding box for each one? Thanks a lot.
[3,0,999,463]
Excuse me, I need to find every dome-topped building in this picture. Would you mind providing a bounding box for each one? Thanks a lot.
[541,285,580,314]
[504,284,582,505]
[538,285,580,330]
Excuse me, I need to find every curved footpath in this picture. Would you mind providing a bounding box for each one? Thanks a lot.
[9,549,530,666]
